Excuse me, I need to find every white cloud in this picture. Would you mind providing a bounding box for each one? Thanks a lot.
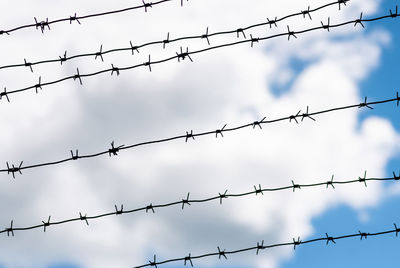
[0,0,398,268]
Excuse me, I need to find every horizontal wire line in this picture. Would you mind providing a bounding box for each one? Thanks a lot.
[0,0,186,35]
[1,94,399,176]
[132,224,400,267]
[0,0,347,71]
[2,173,399,236]
[1,11,399,101]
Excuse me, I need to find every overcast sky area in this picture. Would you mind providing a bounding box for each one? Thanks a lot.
[0,0,399,268]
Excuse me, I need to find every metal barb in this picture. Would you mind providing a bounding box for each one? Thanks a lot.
[217,246,227,259]
[176,47,193,62]
[359,231,368,240]
[302,6,312,20]
[325,233,336,245]
[393,171,400,180]
[59,51,67,65]
[250,34,259,48]
[301,106,316,121]
[256,240,264,255]
[149,255,157,267]
[95,45,104,62]
[394,223,400,237]
[184,253,193,267]
[34,17,50,33]
[292,180,301,192]
[215,124,227,138]
[182,193,191,209]
[338,0,350,10]
[69,13,81,24]
[73,68,83,85]
[287,25,297,40]
[163,32,170,49]
[142,0,153,12]
[70,149,79,160]
[289,110,301,123]
[115,204,124,215]
[253,117,266,129]
[293,237,301,250]
[146,203,155,213]
[254,184,264,195]
[236,28,246,39]
[0,30,10,35]
[6,161,23,179]
[390,5,398,18]
[0,88,10,102]
[358,97,373,109]
[130,41,140,55]
[358,171,368,187]
[321,17,331,32]
[267,17,278,28]
[42,216,51,232]
[111,64,120,76]
[180,0,189,7]
[354,12,365,28]
[35,76,42,94]
[108,141,124,156]
[219,190,228,204]
[396,92,399,106]
[201,27,210,45]
[6,220,14,237]
[79,212,89,225]
[326,175,335,189]
[185,130,195,142]
[24,58,33,72]
[144,55,152,72]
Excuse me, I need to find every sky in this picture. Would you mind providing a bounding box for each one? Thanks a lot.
[0,0,399,268]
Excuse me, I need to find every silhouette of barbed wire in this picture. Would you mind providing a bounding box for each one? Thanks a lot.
[1,93,398,177]
[0,0,351,72]
[1,11,399,101]
[132,224,400,267]
[2,171,399,236]
[0,0,190,36]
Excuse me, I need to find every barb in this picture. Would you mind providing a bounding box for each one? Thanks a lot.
[4,11,397,100]
[0,94,398,173]
[0,0,187,35]
[132,224,400,267]
[0,0,352,72]
[1,172,398,236]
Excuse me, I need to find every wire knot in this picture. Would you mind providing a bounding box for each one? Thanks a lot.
[217,246,227,259]
[302,6,312,20]
[184,253,193,267]
[73,68,83,85]
[69,13,81,24]
[182,193,191,209]
[115,204,124,215]
[267,17,278,28]
[176,47,193,62]
[354,12,365,28]
[185,130,195,142]
[215,124,227,138]
[256,240,264,255]
[146,203,155,213]
[325,233,336,245]
[79,212,89,225]
[0,88,10,102]
[292,180,301,192]
[293,236,301,250]
[254,184,264,195]
[111,64,120,76]
[390,5,398,18]
[236,28,246,39]
[219,190,228,204]
[6,161,23,179]
[42,216,51,232]
[358,97,373,109]
[129,41,140,55]
[95,45,104,62]
[201,27,210,45]
[108,141,124,157]
[6,220,14,237]
[34,17,50,33]
[24,58,33,72]
[358,170,368,187]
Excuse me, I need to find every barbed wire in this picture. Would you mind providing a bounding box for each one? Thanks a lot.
[0,0,190,36]
[1,10,399,102]
[0,0,351,72]
[2,171,399,236]
[1,94,399,177]
[132,224,400,267]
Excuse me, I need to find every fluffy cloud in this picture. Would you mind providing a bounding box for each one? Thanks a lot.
[0,0,398,268]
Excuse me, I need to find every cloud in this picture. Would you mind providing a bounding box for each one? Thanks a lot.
[0,0,398,268]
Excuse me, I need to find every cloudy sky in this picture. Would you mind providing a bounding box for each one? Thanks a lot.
[0,0,399,267]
